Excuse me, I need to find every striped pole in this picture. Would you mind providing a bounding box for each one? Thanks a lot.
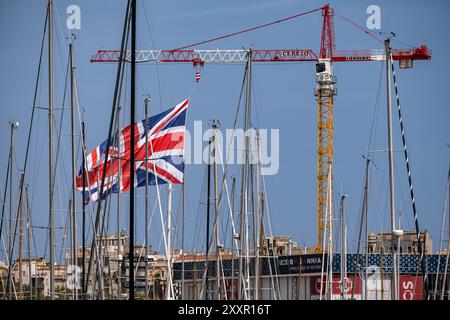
[390,54,428,297]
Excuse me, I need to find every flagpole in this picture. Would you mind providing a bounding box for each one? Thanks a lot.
[144,95,150,300]
[129,0,136,301]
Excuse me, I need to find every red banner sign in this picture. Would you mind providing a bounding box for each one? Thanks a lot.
[399,275,424,300]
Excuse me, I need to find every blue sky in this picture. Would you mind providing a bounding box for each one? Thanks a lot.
[0,0,449,262]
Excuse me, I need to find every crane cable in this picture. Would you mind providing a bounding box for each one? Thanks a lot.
[172,6,323,51]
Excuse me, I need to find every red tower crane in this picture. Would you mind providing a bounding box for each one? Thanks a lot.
[90,5,431,253]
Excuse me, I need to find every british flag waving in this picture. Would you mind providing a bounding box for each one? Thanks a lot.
[76,98,189,203]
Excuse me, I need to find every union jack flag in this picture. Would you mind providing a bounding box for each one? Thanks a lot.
[76,98,189,203]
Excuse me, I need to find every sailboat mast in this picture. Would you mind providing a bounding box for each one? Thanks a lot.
[25,186,32,299]
[81,121,86,299]
[230,176,236,300]
[363,157,370,300]
[205,134,212,300]
[47,0,55,300]
[238,50,252,300]
[144,96,150,300]
[18,172,24,299]
[254,134,261,300]
[339,194,347,299]
[7,120,18,299]
[181,181,185,300]
[166,183,173,300]
[115,105,122,300]
[69,39,78,300]
[385,38,398,300]
[327,162,333,300]
[129,0,136,301]
[258,192,265,300]
[213,121,221,300]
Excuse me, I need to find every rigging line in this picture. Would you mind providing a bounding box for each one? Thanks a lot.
[94,146,118,295]
[97,114,122,260]
[190,157,209,253]
[57,201,71,264]
[189,164,208,253]
[261,169,274,238]
[173,6,323,51]
[52,74,73,251]
[5,172,25,298]
[15,2,48,261]
[260,173,281,298]
[393,159,413,230]
[53,2,70,80]
[141,0,164,111]
[51,116,73,255]
[146,195,159,249]
[85,1,131,299]
[0,157,11,259]
[434,171,449,299]
[390,37,416,50]
[147,116,175,300]
[350,161,369,299]
[222,195,231,253]
[172,186,183,248]
[0,235,13,297]
[74,72,102,260]
[216,63,248,212]
[441,167,450,300]
[367,62,384,156]
[216,136,241,259]
[333,9,384,45]
[102,190,115,294]
[390,54,428,294]
[26,192,40,295]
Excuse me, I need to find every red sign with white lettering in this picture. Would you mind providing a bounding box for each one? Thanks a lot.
[399,275,424,300]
